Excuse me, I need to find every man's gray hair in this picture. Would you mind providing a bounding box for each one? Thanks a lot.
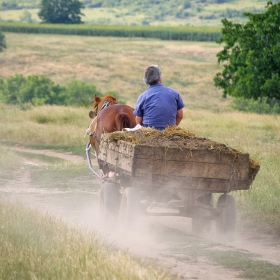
[143,65,162,85]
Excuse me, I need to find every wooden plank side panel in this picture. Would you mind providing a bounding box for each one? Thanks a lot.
[98,147,134,172]
[134,144,249,165]
[98,139,251,191]
[133,159,249,180]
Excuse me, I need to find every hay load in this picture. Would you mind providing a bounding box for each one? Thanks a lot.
[98,126,260,192]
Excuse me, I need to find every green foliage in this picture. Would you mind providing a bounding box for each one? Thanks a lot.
[0,74,65,105]
[214,1,280,103]
[0,22,221,41]
[230,97,280,114]
[0,1,18,10]
[0,31,6,51]
[0,74,102,107]
[19,9,33,23]
[63,80,101,106]
[38,0,84,24]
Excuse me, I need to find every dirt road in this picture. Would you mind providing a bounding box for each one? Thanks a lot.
[1,148,280,280]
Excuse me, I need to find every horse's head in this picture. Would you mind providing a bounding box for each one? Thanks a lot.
[87,94,118,151]
[89,94,118,119]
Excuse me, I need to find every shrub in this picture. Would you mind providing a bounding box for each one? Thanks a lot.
[230,97,280,114]
[0,74,66,105]
[63,80,102,107]
[0,74,109,107]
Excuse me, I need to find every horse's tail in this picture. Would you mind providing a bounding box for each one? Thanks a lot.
[115,113,134,131]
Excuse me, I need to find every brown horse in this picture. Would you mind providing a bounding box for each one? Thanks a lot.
[87,94,136,154]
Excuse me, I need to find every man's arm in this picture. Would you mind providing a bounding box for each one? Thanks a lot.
[176,109,183,125]
[135,116,143,125]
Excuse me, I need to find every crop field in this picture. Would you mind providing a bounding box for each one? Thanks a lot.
[0,0,270,26]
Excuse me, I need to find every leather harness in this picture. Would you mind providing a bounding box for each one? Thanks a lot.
[86,101,112,143]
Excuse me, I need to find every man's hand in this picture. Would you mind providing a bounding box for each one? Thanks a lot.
[176,109,183,125]
[135,116,143,125]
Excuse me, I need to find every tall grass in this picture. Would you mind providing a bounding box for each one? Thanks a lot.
[0,199,174,280]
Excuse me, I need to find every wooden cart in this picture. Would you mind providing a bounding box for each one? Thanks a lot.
[86,131,259,239]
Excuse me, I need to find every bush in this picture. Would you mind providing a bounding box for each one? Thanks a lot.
[230,97,280,114]
[0,74,66,105]
[0,74,103,107]
[63,80,102,107]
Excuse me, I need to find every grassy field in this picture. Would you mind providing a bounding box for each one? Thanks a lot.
[0,32,228,111]
[0,32,279,233]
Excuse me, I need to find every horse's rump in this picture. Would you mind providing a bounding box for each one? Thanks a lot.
[115,113,134,131]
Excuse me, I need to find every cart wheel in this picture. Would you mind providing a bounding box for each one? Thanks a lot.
[192,193,213,237]
[100,182,120,230]
[119,187,141,231]
[216,194,236,241]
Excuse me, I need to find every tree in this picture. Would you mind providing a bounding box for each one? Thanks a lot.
[214,1,280,102]
[0,31,6,52]
[20,10,33,23]
[38,0,84,24]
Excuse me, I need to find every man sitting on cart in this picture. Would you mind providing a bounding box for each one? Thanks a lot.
[133,65,185,130]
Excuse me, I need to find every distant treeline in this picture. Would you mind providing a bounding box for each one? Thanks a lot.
[0,22,221,41]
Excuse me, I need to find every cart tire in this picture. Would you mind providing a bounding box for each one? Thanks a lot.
[216,194,236,241]
[119,187,141,231]
[100,182,120,230]
[192,193,213,237]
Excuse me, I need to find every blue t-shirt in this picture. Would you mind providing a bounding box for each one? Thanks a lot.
[133,83,185,130]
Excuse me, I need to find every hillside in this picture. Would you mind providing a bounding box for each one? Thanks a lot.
[0,0,271,26]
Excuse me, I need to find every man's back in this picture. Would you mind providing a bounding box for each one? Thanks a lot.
[134,65,185,130]
[134,83,184,129]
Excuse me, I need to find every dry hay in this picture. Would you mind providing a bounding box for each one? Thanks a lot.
[102,126,260,173]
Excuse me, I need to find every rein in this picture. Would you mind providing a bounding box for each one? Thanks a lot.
[93,100,111,117]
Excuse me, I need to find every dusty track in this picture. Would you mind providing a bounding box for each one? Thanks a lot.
[2,148,280,280]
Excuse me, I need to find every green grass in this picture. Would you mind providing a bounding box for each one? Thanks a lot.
[210,251,280,280]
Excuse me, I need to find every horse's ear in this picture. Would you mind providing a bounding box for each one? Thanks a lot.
[94,94,101,103]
